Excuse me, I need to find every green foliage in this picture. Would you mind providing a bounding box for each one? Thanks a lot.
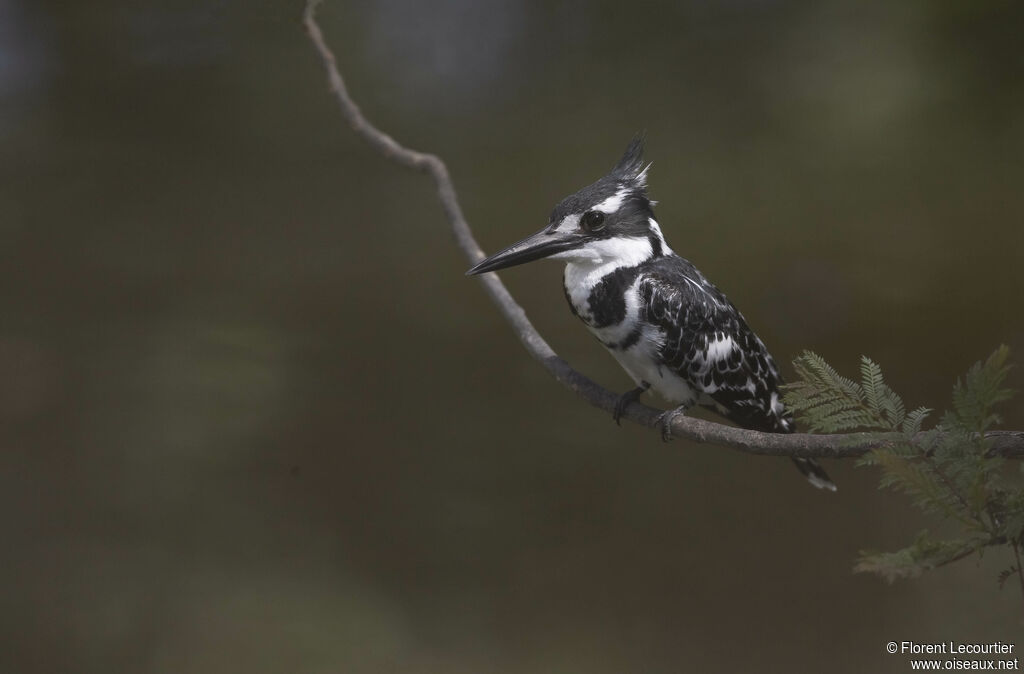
[854,532,987,582]
[785,352,921,432]
[783,346,1023,592]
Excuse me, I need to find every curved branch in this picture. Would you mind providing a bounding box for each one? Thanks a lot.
[303,1,1024,460]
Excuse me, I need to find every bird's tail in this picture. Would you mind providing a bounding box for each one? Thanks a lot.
[775,413,837,491]
[728,409,837,491]
[791,457,837,492]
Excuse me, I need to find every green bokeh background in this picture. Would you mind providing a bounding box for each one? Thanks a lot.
[2,1,1023,672]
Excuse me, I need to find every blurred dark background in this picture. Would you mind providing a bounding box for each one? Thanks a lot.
[2,0,1023,672]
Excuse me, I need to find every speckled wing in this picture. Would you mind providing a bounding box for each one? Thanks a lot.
[637,257,837,490]
[637,257,793,434]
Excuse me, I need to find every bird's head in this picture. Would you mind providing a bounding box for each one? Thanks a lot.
[467,135,668,275]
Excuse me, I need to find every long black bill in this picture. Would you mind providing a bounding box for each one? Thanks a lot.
[466,228,584,275]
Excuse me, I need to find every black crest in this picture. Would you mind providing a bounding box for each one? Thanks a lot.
[548,133,653,227]
[610,133,648,185]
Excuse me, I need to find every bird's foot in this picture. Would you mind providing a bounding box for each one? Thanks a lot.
[655,405,690,442]
[613,382,650,425]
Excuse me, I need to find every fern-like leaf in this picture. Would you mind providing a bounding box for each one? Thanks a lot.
[952,345,1013,432]
[856,533,982,582]
[902,406,932,436]
[871,449,975,525]
[997,566,1019,589]
[861,357,886,419]
[785,351,908,433]
[791,346,1022,590]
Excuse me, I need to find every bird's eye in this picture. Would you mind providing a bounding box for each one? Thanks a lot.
[581,210,605,232]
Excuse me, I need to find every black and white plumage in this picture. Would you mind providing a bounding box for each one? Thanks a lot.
[468,136,835,491]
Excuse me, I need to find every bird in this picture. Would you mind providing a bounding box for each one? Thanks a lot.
[467,136,836,491]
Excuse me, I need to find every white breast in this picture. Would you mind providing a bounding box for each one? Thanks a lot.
[562,236,655,323]
[565,267,697,406]
[560,235,696,406]
[608,328,698,406]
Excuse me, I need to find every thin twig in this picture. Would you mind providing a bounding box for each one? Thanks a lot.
[302,1,1024,461]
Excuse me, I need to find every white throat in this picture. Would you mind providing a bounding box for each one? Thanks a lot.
[560,235,654,318]
[556,235,654,268]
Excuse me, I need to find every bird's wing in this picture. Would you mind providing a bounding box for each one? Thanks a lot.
[637,259,792,433]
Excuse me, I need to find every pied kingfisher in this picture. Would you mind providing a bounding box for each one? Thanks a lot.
[467,136,835,491]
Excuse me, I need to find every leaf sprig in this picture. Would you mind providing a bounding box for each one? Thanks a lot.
[783,346,1021,593]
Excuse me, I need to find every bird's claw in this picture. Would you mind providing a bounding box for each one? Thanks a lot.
[656,405,689,442]
[613,383,650,426]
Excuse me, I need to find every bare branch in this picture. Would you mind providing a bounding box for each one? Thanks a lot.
[302,1,1024,460]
